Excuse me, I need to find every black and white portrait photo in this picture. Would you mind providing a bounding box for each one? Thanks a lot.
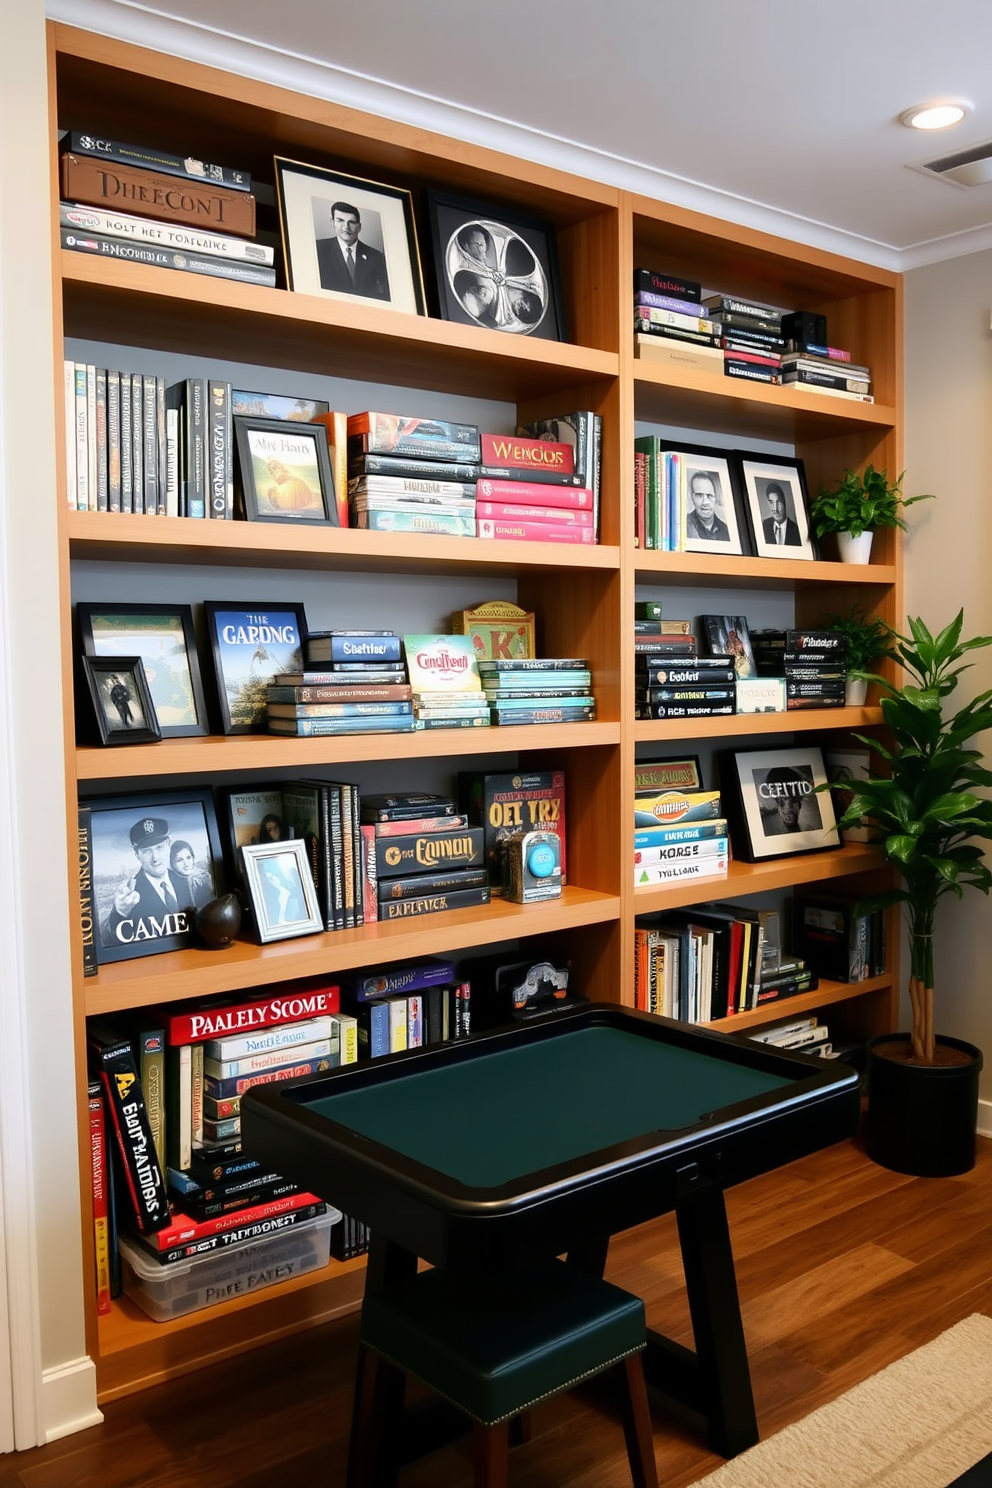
[727,746,840,861]
[80,653,162,747]
[681,452,745,555]
[739,456,815,561]
[755,764,822,837]
[314,198,389,300]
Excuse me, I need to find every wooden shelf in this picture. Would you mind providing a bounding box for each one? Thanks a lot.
[633,548,895,589]
[66,509,621,576]
[62,253,619,402]
[632,845,883,915]
[634,705,882,744]
[706,973,893,1034]
[83,886,621,1016]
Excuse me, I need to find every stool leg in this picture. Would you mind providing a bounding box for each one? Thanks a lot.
[346,1344,378,1488]
[362,1350,406,1488]
[616,1355,658,1488]
[473,1421,510,1488]
[509,1411,532,1445]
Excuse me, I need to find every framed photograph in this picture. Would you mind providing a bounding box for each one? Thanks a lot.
[736,452,816,561]
[425,189,566,341]
[203,602,308,734]
[669,445,748,556]
[234,417,337,526]
[700,614,758,679]
[241,840,323,943]
[80,655,161,746]
[720,746,840,862]
[86,787,224,963]
[274,157,425,316]
[75,602,208,738]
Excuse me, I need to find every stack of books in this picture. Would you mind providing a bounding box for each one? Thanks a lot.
[702,293,785,385]
[58,132,271,288]
[346,412,481,536]
[478,659,596,724]
[632,269,722,377]
[516,411,602,538]
[403,635,491,730]
[781,311,873,403]
[793,891,886,985]
[635,623,736,720]
[749,1015,833,1058]
[359,795,490,922]
[477,432,598,544]
[268,630,415,736]
[635,904,795,1018]
[343,958,472,1054]
[633,786,729,890]
[751,628,848,710]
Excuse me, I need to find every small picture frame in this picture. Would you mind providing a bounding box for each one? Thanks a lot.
[425,189,566,341]
[241,840,323,943]
[735,452,816,561]
[274,157,425,316]
[700,614,758,679]
[76,602,209,738]
[234,417,337,526]
[719,745,840,862]
[86,787,225,963]
[203,602,308,734]
[669,445,748,556]
[80,655,161,746]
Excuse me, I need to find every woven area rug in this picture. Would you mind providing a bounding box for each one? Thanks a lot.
[693,1314,992,1488]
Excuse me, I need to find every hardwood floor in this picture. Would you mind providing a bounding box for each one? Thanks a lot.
[6,1136,992,1487]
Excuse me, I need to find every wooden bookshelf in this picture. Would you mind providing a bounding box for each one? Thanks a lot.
[49,20,903,1403]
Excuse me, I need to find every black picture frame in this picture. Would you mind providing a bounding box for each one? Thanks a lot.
[85,787,225,964]
[424,188,566,342]
[718,746,840,863]
[699,614,759,679]
[733,451,817,561]
[80,655,161,746]
[274,156,425,316]
[241,840,323,943]
[203,601,308,735]
[75,602,209,738]
[234,416,338,526]
[661,443,750,556]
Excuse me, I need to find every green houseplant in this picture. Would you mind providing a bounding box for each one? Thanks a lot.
[823,606,897,705]
[839,611,992,1174]
[810,464,933,563]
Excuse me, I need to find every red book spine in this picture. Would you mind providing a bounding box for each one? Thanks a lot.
[477,519,596,544]
[480,434,574,474]
[88,1082,112,1315]
[360,824,378,922]
[158,982,341,1044]
[149,1191,323,1249]
[475,500,593,527]
[475,477,592,509]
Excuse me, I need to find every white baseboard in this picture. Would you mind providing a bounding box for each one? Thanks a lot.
[42,1358,102,1444]
[977,1099,992,1141]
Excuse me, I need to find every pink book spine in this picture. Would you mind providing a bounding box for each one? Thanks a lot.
[475,500,593,526]
[360,824,378,922]
[476,518,596,544]
[475,477,593,509]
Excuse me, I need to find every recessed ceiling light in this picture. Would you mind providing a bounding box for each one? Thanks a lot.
[901,101,971,130]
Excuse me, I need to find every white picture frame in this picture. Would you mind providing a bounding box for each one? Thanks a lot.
[241,839,323,943]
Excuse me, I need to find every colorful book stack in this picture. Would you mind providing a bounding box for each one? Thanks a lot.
[342,957,472,1056]
[632,269,722,378]
[633,781,730,889]
[346,412,480,536]
[267,630,415,737]
[516,411,602,537]
[359,794,490,922]
[403,634,491,729]
[477,431,598,544]
[635,904,796,1019]
[701,293,786,385]
[479,658,596,724]
[751,628,849,710]
[635,617,736,720]
[58,132,271,288]
[781,311,874,403]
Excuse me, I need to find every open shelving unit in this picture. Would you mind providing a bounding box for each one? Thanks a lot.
[48,21,902,1402]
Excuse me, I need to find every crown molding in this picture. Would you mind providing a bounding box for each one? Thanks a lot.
[898,218,992,272]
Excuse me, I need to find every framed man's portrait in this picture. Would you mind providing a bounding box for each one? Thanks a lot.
[719,746,839,862]
[658,444,747,555]
[736,452,816,561]
[274,158,425,316]
[80,654,161,747]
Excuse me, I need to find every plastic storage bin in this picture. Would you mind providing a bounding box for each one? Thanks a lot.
[119,1206,340,1321]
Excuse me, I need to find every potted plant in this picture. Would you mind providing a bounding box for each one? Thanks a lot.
[809,464,933,563]
[838,611,992,1175]
[822,605,897,706]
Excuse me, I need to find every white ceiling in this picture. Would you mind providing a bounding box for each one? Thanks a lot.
[54,0,992,270]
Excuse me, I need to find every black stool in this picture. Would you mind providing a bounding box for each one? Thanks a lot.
[349,1258,658,1487]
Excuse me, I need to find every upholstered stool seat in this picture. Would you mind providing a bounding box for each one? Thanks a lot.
[349,1259,659,1487]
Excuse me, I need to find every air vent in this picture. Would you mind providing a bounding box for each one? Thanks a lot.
[911,138,992,189]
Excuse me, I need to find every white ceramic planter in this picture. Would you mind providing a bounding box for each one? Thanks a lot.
[837,530,874,564]
[845,676,868,707]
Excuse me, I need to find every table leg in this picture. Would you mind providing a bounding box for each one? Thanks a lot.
[363,1231,418,1294]
[566,1234,610,1278]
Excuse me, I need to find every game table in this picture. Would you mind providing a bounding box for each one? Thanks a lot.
[242,1002,860,1458]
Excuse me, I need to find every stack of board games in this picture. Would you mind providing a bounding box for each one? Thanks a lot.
[478,659,596,725]
[633,759,729,890]
[460,769,567,894]
[359,795,490,923]
[636,623,736,720]
[751,628,849,710]
[632,269,723,378]
[346,411,480,536]
[476,431,598,544]
[516,410,602,537]
[402,634,491,729]
[58,132,270,288]
[342,957,472,1055]
[268,630,415,737]
[702,293,786,385]
[780,311,874,403]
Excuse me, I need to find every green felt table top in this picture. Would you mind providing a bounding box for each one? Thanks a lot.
[304,1026,794,1189]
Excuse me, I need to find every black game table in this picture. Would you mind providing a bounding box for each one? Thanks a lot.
[242,1002,860,1458]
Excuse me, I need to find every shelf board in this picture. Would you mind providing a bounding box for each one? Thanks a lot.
[633,361,896,442]
[706,972,893,1034]
[632,844,882,915]
[83,886,621,1016]
[76,721,620,781]
[633,548,896,589]
[62,253,618,401]
[635,705,882,743]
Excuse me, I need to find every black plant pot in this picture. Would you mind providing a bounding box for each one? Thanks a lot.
[865,1033,983,1177]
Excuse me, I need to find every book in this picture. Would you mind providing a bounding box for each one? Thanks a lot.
[88,1080,112,1315]
[475,500,594,526]
[345,959,456,1003]
[60,228,274,285]
[204,1035,335,1082]
[268,701,413,719]
[203,1014,334,1063]
[207,379,232,518]
[480,432,574,476]
[781,370,871,394]
[77,804,97,978]
[347,412,481,462]
[376,867,488,901]
[139,1191,323,1253]
[403,635,482,693]
[515,410,602,526]
[491,703,596,723]
[125,1021,166,1174]
[352,508,477,535]
[61,201,270,260]
[633,269,701,303]
[375,827,484,878]
[794,893,872,983]
[380,885,492,919]
[348,474,477,499]
[634,336,723,371]
[87,1023,171,1234]
[361,793,457,821]
[307,631,402,664]
[60,152,256,231]
[350,452,480,482]
[152,982,341,1044]
[61,132,251,191]
[165,1042,193,1172]
[477,518,596,544]
[204,1052,337,1099]
[268,716,417,736]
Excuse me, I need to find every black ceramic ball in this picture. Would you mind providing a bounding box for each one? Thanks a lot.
[195,893,242,949]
